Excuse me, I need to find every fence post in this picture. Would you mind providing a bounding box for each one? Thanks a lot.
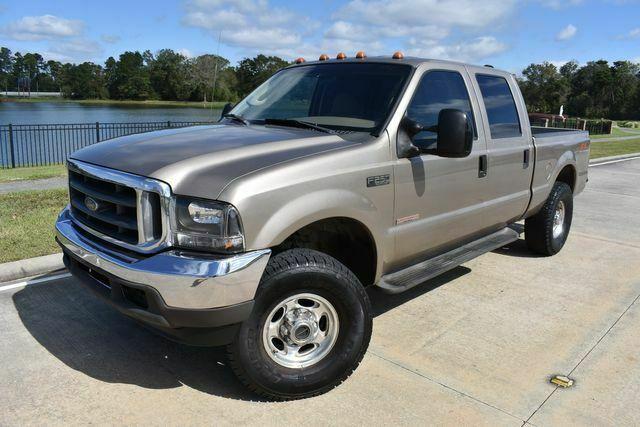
[95,122,100,143]
[167,120,171,129]
[8,124,15,168]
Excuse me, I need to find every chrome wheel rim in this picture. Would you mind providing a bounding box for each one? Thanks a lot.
[262,293,339,369]
[552,200,565,239]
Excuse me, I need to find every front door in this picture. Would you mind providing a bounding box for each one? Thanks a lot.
[393,66,490,266]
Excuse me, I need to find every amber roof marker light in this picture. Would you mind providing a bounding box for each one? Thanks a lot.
[355,51,366,59]
[336,52,347,60]
[392,51,404,60]
[319,54,329,61]
[295,57,305,64]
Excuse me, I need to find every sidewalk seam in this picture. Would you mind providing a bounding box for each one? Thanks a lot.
[524,290,640,424]
[369,349,525,423]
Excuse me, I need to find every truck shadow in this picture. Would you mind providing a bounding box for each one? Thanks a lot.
[12,267,469,402]
[492,238,544,259]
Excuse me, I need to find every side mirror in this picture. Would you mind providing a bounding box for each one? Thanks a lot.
[436,109,473,158]
[220,102,234,120]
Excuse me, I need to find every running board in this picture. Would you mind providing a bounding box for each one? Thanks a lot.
[376,227,520,294]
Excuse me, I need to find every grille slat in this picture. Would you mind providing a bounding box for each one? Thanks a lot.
[67,161,167,251]
[69,178,137,207]
[70,194,138,230]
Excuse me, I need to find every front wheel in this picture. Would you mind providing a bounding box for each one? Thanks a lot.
[525,181,573,256]
[227,249,372,400]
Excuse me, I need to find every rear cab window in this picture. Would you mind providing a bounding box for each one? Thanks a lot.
[475,75,522,139]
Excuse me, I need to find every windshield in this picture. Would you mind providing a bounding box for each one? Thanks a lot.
[231,63,412,134]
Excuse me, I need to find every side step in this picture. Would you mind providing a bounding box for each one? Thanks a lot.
[376,227,520,294]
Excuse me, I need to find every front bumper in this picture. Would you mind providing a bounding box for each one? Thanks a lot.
[56,207,270,345]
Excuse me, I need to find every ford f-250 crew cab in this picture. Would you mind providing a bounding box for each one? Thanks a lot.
[55,53,589,400]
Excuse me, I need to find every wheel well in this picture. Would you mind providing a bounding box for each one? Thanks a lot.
[556,165,576,192]
[273,217,377,287]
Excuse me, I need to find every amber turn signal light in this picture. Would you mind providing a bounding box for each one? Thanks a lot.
[319,54,329,61]
[355,51,366,59]
[336,52,346,60]
[295,57,305,64]
[392,51,404,59]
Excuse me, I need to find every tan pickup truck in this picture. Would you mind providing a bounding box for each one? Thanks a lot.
[56,54,589,400]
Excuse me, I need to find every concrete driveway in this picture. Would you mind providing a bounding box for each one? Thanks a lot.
[1,158,639,425]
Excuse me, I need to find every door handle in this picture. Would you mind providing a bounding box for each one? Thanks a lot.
[523,149,530,168]
[478,154,488,178]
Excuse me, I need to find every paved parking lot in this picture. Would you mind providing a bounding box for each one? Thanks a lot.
[1,158,639,425]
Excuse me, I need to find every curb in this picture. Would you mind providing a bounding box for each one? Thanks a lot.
[0,253,65,284]
[589,152,640,165]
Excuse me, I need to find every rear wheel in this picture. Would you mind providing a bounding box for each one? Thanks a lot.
[525,181,573,256]
[227,248,372,400]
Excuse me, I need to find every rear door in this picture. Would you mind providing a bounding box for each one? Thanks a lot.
[469,72,534,226]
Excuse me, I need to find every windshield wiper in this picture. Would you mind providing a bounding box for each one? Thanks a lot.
[223,113,250,126]
[264,118,334,134]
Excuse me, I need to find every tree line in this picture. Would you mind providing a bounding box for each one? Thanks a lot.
[1,46,639,119]
[0,47,288,103]
[518,60,640,119]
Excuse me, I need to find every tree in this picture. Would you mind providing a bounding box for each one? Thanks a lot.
[147,49,192,100]
[235,54,289,97]
[59,62,107,99]
[106,51,153,100]
[0,47,12,91]
[519,62,569,114]
[190,54,237,102]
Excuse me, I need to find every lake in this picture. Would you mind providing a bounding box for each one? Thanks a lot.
[0,101,222,125]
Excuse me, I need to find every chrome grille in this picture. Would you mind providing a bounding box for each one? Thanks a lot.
[67,160,172,253]
[69,169,139,244]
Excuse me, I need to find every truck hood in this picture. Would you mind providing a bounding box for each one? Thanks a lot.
[70,124,358,199]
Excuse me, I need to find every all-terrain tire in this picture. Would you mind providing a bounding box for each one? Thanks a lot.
[227,248,372,400]
[525,181,573,256]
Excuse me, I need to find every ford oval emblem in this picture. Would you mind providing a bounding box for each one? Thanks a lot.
[84,196,99,212]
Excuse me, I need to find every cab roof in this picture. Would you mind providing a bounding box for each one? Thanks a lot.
[286,55,511,76]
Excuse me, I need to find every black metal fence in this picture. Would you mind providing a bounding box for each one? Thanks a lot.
[0,121,217,168]
[529,118,612,135]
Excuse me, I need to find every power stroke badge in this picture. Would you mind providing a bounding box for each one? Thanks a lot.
[366,174,390,187]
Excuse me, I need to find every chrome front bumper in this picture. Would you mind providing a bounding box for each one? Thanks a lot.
[56,207,271,310]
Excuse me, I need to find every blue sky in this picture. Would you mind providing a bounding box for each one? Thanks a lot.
[0,0,638,73]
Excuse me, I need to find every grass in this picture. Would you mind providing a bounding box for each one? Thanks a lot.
[0,188,68,263]
[590,138,640,159]
[1,97,230,108]
[0,164,67,183]
[590,127,640,139]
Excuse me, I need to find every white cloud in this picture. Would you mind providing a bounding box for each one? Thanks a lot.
[182,0,314,54]
[338,0,516,31]
[101,34,121,44]
[177,48,194,58]
[45,39,104,62]
[407,36,508,62]
[2,14,84,41]
[627,28,640,38]
[182,0,510,61]
[556,24,577,41]
[539,0,582,9]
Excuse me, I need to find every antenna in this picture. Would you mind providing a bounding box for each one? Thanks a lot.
[211,30,222,110]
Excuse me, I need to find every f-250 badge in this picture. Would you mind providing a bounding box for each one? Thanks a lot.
[366,174,390,187]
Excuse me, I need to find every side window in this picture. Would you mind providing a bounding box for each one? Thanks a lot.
[406,70,476,149]
[476,75,522,139]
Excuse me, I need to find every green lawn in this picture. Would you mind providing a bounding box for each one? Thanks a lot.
[0,164,67,183]
[1,97,230,108]
[0,189,68,263]
[590,127,640,139]
[590,138,640,159]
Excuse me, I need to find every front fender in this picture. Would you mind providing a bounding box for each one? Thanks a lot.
[250,189,381,249]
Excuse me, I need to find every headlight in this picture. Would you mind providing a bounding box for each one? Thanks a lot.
[172,197,244,253]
